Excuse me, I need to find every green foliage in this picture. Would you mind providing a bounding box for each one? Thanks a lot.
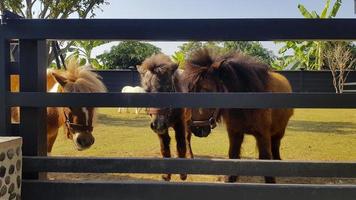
[1,0,108,67]
[171,51,185,69]
[96,41,161,70]
[275,0,343,70]
[0,0,108,19]
[177,41,222,58]
[175,41,275,67]
[68,40,109,69]
[223,41,275,65]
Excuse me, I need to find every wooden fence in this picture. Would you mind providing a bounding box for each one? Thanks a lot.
[1,15,356,199]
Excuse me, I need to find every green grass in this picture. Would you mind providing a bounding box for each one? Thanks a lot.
[50,108,356,183]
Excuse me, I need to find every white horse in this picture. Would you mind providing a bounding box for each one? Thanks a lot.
[118,86,146,114]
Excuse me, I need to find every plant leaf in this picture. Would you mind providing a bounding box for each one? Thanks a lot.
[298,4,313,18]
[330,0,342,18]
[321,0,331,18]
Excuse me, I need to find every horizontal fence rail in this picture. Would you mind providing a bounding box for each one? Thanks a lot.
[1,19,356,40]
[23,156,356,178]
[22,180,356,200]
[7,92,356,108]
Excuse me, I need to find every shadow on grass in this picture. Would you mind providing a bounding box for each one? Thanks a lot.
[48,173,158,182]
[97,113,150,127]
[288,120,356,134]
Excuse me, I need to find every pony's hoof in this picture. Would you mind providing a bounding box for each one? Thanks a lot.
[180,174,187,181]
[162,174,171,181]
[224,175,237,183]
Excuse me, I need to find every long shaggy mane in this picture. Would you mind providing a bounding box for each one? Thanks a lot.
[183,48,271,92]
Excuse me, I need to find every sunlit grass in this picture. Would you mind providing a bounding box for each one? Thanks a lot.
[50,108,356,183]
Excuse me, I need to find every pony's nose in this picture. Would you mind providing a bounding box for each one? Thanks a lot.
[77,136,94,147]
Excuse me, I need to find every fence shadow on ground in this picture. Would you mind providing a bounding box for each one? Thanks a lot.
[97,113,149,127]
[288,120,356,134]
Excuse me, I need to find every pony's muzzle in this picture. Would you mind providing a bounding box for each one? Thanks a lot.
[150,121,168,134]
[75,134,95,150]
[190,125,211,137]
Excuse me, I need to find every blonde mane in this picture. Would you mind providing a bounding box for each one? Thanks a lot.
[54,60,107,93]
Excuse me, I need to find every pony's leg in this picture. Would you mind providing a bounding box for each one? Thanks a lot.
[186,130,194,159]
[225,131,244,183]
[271,135,283,160]
[158,132,172,181]
[255,133,275,183]
[174,123,188,180]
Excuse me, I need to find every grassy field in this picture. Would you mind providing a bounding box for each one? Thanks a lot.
[50,108,356,184]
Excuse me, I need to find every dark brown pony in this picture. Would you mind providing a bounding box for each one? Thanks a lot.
[137,54,193,181]
[182,48,293,183]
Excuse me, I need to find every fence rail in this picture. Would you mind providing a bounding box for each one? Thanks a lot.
[6,92,356,108]
[23,156,356,178]
[22,180,356,200]
[2,19,356,40]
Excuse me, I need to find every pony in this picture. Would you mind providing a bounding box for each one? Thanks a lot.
[182,48,293,183]
[10,61,107,153]
[137,54,193,181]
[118,86,146,114]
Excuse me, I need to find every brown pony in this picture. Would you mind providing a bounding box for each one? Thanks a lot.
[11,61,107,153]
[137,54,193,181]
[182,48,293,183]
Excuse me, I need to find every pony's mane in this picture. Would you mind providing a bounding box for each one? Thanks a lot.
[59,60,107,93]
[139,54,181,92]
[140,53,175,73]
[183,48,270,92]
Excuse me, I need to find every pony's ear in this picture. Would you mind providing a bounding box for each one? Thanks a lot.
[51,72,68,87]
[211,59,226,70]
[170,63,179,72]
[167,63,178,74]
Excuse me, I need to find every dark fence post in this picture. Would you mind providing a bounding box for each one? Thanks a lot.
[19,40,47,179]
[0,38,11,135]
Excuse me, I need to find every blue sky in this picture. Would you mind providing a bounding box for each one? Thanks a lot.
[91,0,356,57]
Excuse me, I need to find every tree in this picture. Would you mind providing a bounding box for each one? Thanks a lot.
[96,41,161,69]
[171,51,185,69]
[275,0,342,70]
[177,41,222,58]
[324,42,356,93]
[67,40,109,69]
[176,41,275,67]
[223,41,275,65]
[0,0,109,66]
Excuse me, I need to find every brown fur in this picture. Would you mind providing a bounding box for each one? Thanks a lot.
[183,48,293,183]
[11,62,106,153]
[138,54,193,181]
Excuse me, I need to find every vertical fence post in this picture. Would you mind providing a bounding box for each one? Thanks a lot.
[19,40,47,179]
[0,37,11,135]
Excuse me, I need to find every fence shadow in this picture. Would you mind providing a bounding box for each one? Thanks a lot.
[97,113,149,127]
[287,120,356,134]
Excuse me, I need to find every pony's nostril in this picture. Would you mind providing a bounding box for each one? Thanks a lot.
[91,137,95,145]
[77,137,85,146]
[150,122,156,130]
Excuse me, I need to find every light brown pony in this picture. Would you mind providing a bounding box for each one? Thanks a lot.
[138,54,193,181]
[182,48,293,183]
[11,61,107,153]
